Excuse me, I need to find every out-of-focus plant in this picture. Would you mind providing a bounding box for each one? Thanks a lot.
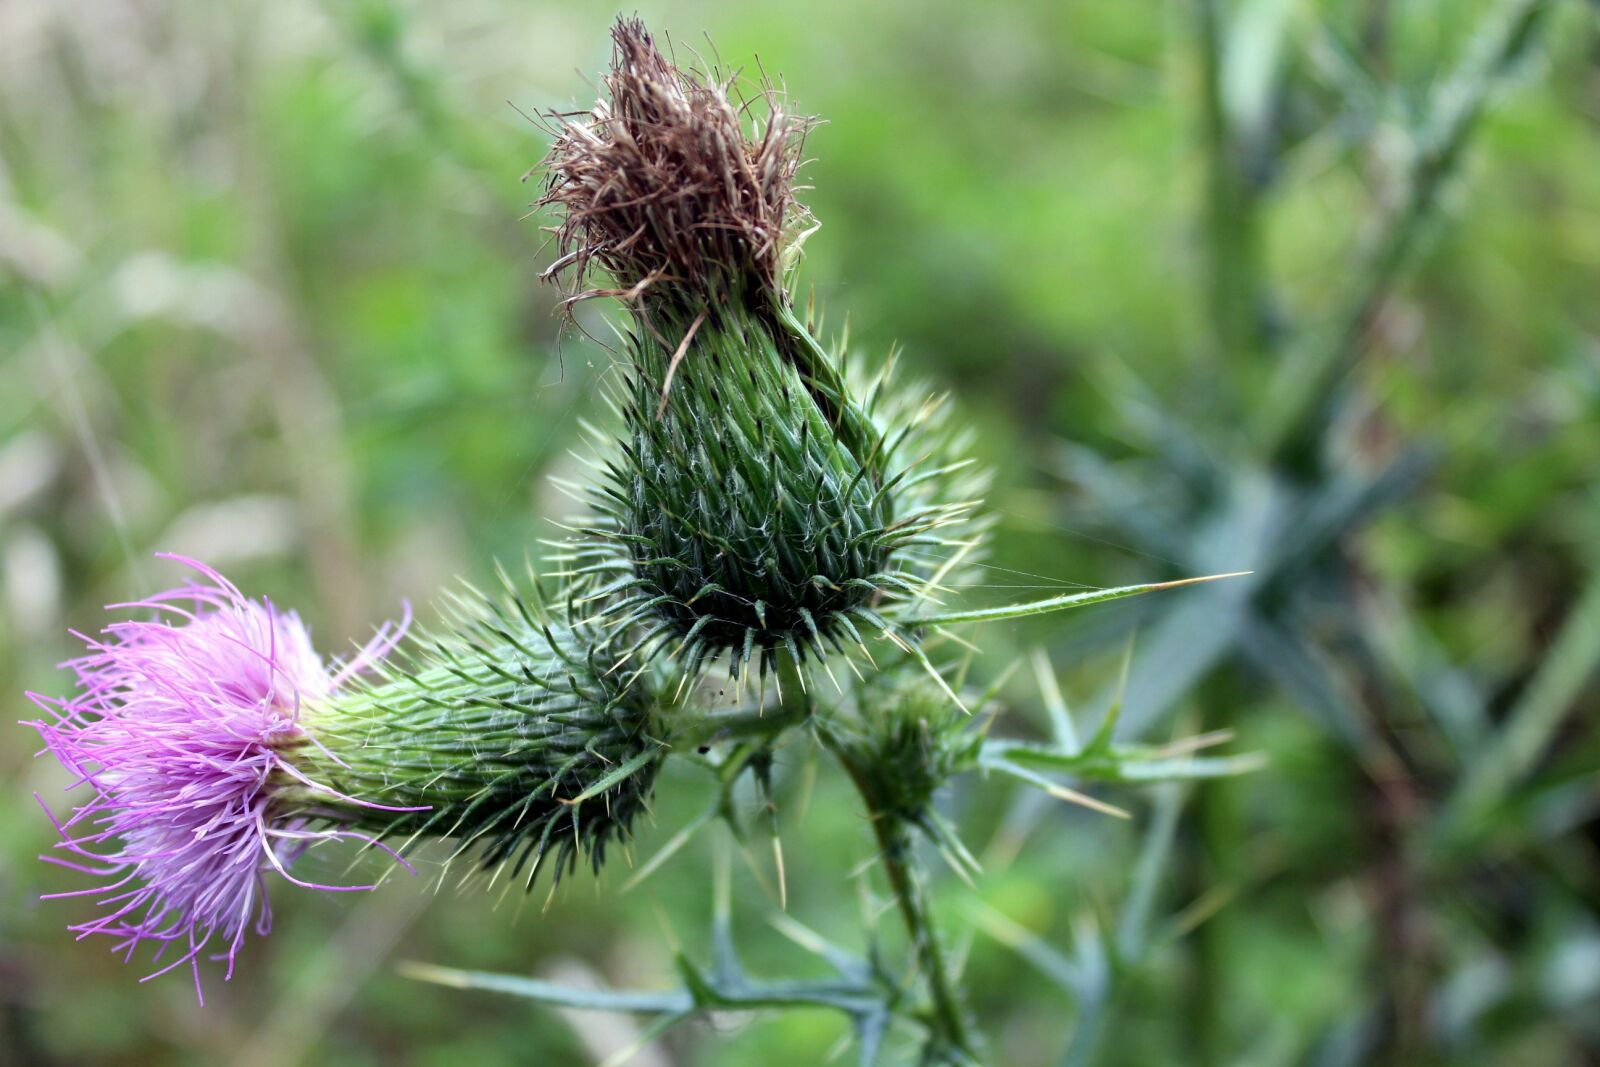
[23,17,1255,1065]
[1020,0,1597,1063]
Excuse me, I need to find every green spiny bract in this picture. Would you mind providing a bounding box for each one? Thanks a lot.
[279,579,668,888]
[538,21,988,680]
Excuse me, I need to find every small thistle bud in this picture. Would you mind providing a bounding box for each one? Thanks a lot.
[539,19,987,679]
[820,674,981,830]
[27,558,665,997]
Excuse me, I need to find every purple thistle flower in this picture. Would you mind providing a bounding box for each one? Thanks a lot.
[26,554,415,1002]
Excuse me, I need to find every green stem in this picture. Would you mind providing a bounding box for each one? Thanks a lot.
[874,816,977,1062]
[819,728,978,1061]
[673,698,811,749]
[1192,710,1240,1067]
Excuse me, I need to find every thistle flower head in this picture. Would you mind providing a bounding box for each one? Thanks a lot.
[537,17,816,312]
[539,19,989,682]
[26,556,410,1000]
[29,559,671,997]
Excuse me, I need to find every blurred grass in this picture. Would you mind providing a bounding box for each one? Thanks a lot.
[2,0,1598,1064]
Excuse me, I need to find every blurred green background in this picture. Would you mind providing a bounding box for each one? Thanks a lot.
[3,0,1599,1064]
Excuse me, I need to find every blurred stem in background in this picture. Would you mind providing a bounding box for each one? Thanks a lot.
[1191,4,1263,1062]
[1196,0,1265,375]
[322,0,530,209]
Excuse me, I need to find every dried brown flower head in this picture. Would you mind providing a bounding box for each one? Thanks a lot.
[534,17,818,314]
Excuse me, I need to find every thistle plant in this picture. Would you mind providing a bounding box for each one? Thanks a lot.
[26,17,1252,1061]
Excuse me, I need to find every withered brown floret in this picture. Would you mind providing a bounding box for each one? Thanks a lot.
[533,17,817,313]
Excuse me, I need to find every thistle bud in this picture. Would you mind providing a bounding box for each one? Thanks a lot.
[539,19,986,679]
[283,579,664,884]
[27,558,663,997]
[820,673,980,829]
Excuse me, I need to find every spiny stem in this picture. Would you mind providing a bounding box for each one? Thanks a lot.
[874,817,977,1062]
[910,572,1251,628]
[820,728,978,1061]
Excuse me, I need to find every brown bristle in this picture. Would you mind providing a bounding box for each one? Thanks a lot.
[533,17,818,313]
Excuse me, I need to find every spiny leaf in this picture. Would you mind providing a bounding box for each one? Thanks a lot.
[910,572,1251,628]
